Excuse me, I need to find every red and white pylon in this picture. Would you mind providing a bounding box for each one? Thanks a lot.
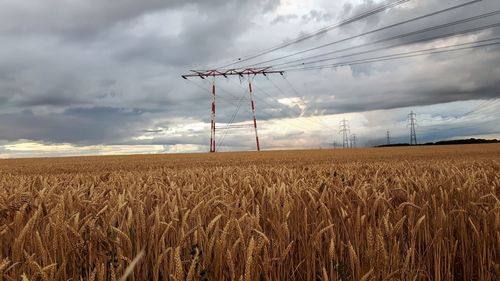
[182,67,284,152]
[210,77,216,152]
[247,76,260,151]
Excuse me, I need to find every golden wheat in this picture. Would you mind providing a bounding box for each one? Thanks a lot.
[0,144,498,280]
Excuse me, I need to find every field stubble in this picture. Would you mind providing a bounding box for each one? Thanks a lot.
[0,144,499,280]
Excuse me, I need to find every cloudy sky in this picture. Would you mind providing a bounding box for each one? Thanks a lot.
[0,0,499,157]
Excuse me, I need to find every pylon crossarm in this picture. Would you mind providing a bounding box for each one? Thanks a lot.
[182,67,284,79]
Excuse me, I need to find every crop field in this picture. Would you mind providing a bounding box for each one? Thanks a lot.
[0,144,499,281]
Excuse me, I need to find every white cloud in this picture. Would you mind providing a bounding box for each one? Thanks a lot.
[0,141,165,158]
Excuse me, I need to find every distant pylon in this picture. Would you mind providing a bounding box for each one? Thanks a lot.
[386,131,391,145]
[407,111,418,145]
[339,119,350,149]
[350,134,357,148]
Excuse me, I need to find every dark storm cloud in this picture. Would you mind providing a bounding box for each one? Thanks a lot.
[312,83,500,115]
[421,123,493,142]
[0,107,152,144]
[114,2,256,67]
[0,0,280,39]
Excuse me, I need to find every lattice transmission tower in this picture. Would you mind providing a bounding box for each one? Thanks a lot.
[182,68,284,152]
[350,134,357,148]
[407,111,418,145]
[339,119,350,149]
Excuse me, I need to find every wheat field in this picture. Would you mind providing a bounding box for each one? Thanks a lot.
[0,144,498,280]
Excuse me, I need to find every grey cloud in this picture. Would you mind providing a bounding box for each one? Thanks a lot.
[272,14,299,25]
[115,2,260,67]
[0,107,153,144]
[301,10,334,23]
[0,0,172,39]
[0,1,281,39]
[350,64,373,77]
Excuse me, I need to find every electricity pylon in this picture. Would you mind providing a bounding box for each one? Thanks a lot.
[339,119,350,149]
[386,131,391,145]
[407,111,418,145]
[350,134,357,148]
[182,67,284,152]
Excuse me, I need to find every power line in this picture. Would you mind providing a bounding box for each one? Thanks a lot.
[191,79,261,150]
[250,89,326,132]
[244,76,332,130]
[281,75,337,131]
[436,98,500,131]
[283,39,500,72]
[229,76,336,132]
[277,23,500,69]
[265,77,336,130]
[218,0,410,68]
[224,78,321,133]
[210,79,302,152]
[271,11,500,69]
[244,0,483,68]
[217,88,248,151]
[460,98,500,117]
